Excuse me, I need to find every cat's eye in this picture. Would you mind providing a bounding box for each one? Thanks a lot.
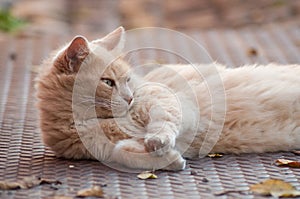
[126,77,131,82]
[101,78,115,87]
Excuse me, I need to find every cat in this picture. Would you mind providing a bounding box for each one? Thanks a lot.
[35,27,186,171]
[36,26,300,171]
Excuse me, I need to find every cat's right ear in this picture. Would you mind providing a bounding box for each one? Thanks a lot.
[92,27,125,56]
[65,36,89,73]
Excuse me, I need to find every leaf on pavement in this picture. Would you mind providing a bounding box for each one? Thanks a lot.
[0,176,61,190]
[137,171,158,180]
[207,153,223,158]
[275,159,300,168]
[250,179,300,197]
[0,181,20,190]
[76,186,104,198]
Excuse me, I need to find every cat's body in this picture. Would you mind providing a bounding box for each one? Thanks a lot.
[145,63,300,157]
[35,27,300,171]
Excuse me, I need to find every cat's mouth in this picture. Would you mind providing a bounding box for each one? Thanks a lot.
[110,100,134,118]
[128,98,134,110]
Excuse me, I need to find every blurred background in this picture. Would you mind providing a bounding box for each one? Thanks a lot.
[0,0,299,36]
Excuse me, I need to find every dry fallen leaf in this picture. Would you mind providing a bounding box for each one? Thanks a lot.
[0,181,20,190]
[137,171,158,180]
[250,179,300,197]
[275,159,300,168]
[207,153,223,158]
[0,176,61,190]
[76,186,104,198]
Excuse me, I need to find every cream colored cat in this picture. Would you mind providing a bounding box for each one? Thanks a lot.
[36,27,300,171]
[35,27,186,171]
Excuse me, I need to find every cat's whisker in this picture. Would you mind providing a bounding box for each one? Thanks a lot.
[75,95,114,107]
[74,98,96,105]
[74,94,128,107]
[81,104,100,119]
[94,102,111,109]
[74,96,113,110]
[85,105,98,119]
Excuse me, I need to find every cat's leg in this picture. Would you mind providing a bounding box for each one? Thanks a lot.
[110,139,186,171]
[142,97,189,157]
[144,122,178,156]
[143,98,197,157]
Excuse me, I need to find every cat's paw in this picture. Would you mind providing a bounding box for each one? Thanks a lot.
[144,134,175,156]
[162,154,186,171]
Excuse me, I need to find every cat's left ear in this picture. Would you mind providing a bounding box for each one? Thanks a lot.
[93,26,125,56]
[65,36,90,73]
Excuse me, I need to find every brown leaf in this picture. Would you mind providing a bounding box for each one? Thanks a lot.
[0,176,61,190]
[250,179,300,197]
[275,159,300,168]
[0,181,20,190]
[137,171,158,180]
[207,153,223,158]
[76,186,104,198]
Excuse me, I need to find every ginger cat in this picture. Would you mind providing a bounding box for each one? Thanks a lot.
[35,27,185,171]
[35,27,300,171]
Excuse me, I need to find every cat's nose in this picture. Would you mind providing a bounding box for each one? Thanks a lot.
[126,97,133,105]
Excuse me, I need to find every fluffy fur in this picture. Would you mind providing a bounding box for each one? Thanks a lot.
[35,27,300,171]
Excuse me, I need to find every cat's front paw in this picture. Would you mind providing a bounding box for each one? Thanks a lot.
[144,134,175,156]
[164,158,186,171]
[162,152,186,171]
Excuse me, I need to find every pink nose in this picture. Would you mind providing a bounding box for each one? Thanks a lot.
[127,97,133,105]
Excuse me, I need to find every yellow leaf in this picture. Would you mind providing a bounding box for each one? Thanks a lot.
[0,176,61,190]
[207,153,223,158]
[275,159,300,168]
[76,186,104,198]
[137,171,158,180]
[250,179,300,197]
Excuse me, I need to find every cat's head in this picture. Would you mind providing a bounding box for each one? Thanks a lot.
[37,27,134,120]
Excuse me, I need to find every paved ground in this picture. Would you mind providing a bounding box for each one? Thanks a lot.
[0,23,299,199]
[0,1,299,199]
[3,0,300,35]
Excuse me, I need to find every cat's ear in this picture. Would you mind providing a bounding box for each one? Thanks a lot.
[65,36,89,72]
[93,26,125,56]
